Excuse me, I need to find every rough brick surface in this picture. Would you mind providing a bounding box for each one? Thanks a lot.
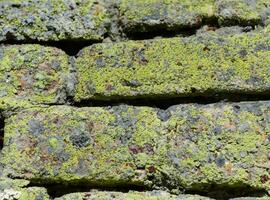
[0,0,110,42]
[119,0,270,34]
[1,102,270,195]
[1,1,270,199]
[216,0,270,25]
[0,44,72,109]
[0,178,49,200]
[119,0,215,33]
[54,191,213,200]
[75,30,270,101]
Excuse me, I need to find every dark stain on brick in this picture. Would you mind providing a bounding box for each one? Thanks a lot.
[260,175,269,184]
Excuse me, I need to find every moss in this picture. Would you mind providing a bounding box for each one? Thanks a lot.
[1,102,270,193]
[0,0,110,42]
[75,30,270,101]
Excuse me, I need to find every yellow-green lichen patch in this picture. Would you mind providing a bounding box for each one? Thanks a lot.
[119,0,270,33]
[54,190,213,200]
[119,0,215,33]
[75,30,270,101]
[0,0,110,42]
[215,0,270,25]
[0,44,71,108]
[0,105,164,188]
[1,102,270,193]
[165,101,270,193]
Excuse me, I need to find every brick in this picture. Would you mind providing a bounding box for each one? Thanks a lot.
[0,178,49,200]
[216,0,270,25]
[119,0,215,33]
[0,0,110,42]
[54,191,213,200]
[119,0,270,34]
[0,44,72,109]
[75,30,270,101]
[1,101,269,193]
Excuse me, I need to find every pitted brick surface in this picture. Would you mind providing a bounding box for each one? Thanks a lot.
[0,1,270,199]
[0,0,110,42]
[75,30,270,101]
[1,102,270,193]
[0,44,71,110]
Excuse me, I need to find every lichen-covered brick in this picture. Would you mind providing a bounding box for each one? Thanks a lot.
[75,30,270,101]
[0,44,72,109]
[0,0,110,42]
[1,102,269,193]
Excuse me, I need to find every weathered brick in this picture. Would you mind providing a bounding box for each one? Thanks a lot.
[1,101,269,193]
[216,0,270,25]
[54,191,213,200]
[119,0,215,33]
[0,0,110,42]
[75,30,270,101]
[0,44,72,109]
[119,0,270,34]
[0,178,49,200]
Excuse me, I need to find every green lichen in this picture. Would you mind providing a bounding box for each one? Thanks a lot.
[119,0,215,32]
[54,190,213,200]
[216,0,270,25]
[0,178,49,200]
[119,0,270,32]
[1,102,270,194]
[0,0,110,42]
[0,44,71,110]
[75,30,270,101]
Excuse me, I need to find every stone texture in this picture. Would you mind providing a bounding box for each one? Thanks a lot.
[54,190,213,200]
[1,101,270,194]
[119,0,270,34]
[119,0,215,33]
[0,0,110,42]
[216,0,270,25]
[75,30,270,101]
[0,44,72,109]
[0,178,49,200]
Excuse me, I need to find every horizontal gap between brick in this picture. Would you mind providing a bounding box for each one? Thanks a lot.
[70,92,270,110]
[24,179,269,199]
[0,22,259,57]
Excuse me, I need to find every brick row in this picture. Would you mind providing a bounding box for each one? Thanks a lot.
[1,0,270,42]
[1,101,269,193]
[120,0,270,33]
[1,29,270,107]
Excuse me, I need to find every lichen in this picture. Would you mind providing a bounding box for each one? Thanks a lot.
[1,102,269,193]
[0,0,110,42]
[75,29,270,101]
[0,44,71,110]
[54,190,213,200]
[119,0,215,32]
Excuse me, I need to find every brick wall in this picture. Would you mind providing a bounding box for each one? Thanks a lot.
[0,1,270,200]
